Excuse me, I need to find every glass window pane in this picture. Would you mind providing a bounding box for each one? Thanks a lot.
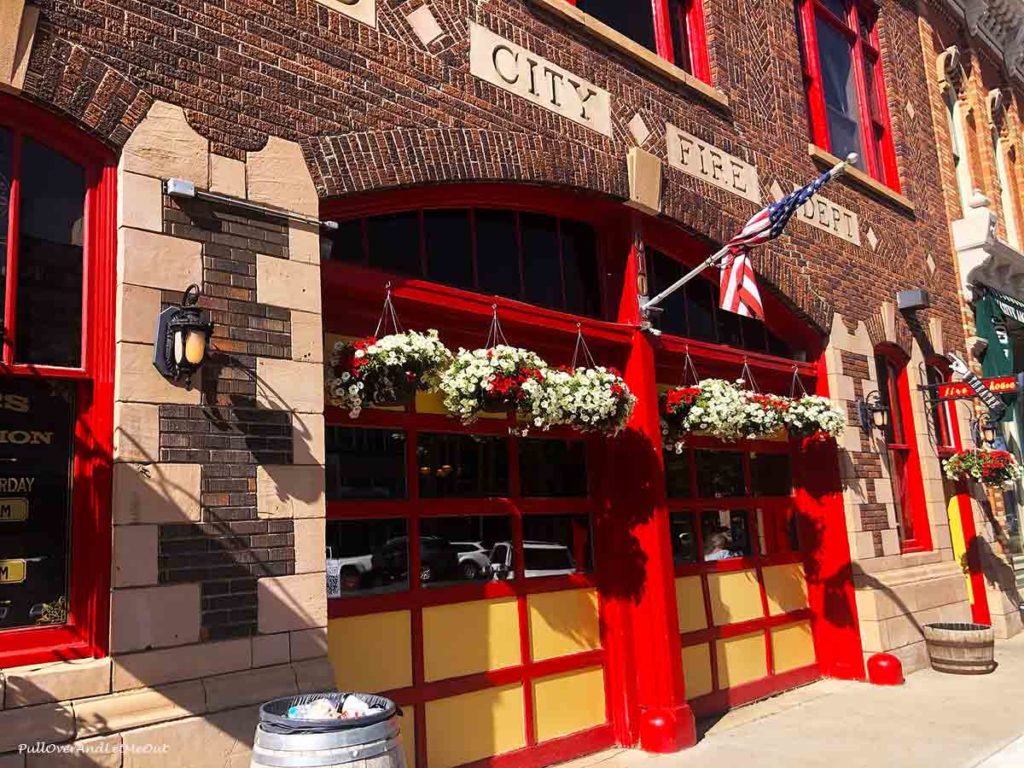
[668,0,692,72]
[820,0,848,21]
[328,219,364,263]
[716,302,743,348]
[476,210,521,299]
[577,0,657,53]
[669,512,698,564]
[424,209,474,290]
[326,518,409,596]
[664,448,692,498]
[767,329,793,359]
[740,316,768,353]
[891,449,913,541]
[519,439,587,497]
[684,278,718,342]
[520,514,593,576]
[366,212,421,276]
[750,453,792,496]
[325,427,407,500]
[0,128,9,327]
[701,509,753,560]
[649,248,687,337]
[417,433,509,498]
[420,516,513,586]
[561,220,601,318]
[0,379,77,629]
[756,507,800,555]
[815,16,864,166]
[15,139,85,367]
[695,450,746,498]
[521,213,563,310]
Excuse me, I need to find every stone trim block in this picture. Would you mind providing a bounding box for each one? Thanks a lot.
[4,659,112,709]
[0,702,75,753]
[256,465,326,520]
[115,284,161,345]
[115,342,202,406]
[112,463,202,525]
[112,525,159,588]
[112,639,252,692]
[202,664,298,712]
[291,310,324,364]
[246,137,317,217]
[258,574,327,634]
[289,627,328,662]
[74,682,207,739]
[118,228,202,292]
[120,706,259,768]
[293,517,327,574]
[117,172,164,233]
[288,221,320,265]
[26,734,124,768]
[252,634,291,668]
[292,412,326,467]
[121,101,210,188]
[110,584,202,654]
[113,402,161,464]
[256,359,324,414]
[210,154,246,199]
[256,254,321,314]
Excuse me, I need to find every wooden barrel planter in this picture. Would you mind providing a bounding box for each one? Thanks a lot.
[922,622,996,675]
[252,693,406,768]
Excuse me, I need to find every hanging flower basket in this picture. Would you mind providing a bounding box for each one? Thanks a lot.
[326,330,452,418]
[781,395,846,441]
[665,378,751,445]
[742,392,791,440]
[943,449,1022,488]
[439,345,549,425]
[660,386,702,451]
[538,366,636,435]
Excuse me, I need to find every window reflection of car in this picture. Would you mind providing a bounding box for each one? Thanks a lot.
[370,536,461,585]
[325,546,374,594]
[488,541,577,579]
[450,541,491,580]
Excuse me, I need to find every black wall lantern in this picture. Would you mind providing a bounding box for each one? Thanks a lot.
[857,391,891,435]
[153,284,214,390]
[972,418,997,446]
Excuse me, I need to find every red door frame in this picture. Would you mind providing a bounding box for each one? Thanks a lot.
[321,185,864,764]
[0,93,116,667]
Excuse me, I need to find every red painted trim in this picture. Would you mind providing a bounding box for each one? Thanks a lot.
[458,726,615,768]
[688,663,821,717]
[681,609,814,645]
[685,0,711,83]
[0,94,115,667]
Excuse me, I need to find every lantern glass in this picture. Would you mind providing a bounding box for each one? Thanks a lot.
[983,423,997,444]
[173,329,185,366]
[184,328,208,366]
[872,405,889,430]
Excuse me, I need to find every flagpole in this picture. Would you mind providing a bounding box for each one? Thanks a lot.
[640,152,857,314]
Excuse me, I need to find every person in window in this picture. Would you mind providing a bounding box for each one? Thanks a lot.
[703,530,737,561]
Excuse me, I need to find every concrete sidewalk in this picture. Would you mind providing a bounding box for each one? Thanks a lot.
[560,633,1024,768]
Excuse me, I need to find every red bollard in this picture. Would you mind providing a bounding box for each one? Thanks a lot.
[867,653,904,685]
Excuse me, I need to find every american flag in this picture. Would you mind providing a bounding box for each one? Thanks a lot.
[719,167,836,320]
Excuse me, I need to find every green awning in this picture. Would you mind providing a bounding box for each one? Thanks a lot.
[976,292,1016,421]
[987,287,1024,325]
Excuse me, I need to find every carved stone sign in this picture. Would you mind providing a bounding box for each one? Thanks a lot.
[469,22,612,137]
[316,0,375,28]
[795,189,861,246]
[666,125,761,204]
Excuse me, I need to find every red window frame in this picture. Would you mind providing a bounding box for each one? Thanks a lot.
[0,94,115,667]
[665,439,820,715]
[795,0,900,189]
[926,360,960,457]
[874,350,931,552]
[564,0,712,83]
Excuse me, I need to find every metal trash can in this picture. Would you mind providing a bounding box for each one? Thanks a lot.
[251,692,405,768]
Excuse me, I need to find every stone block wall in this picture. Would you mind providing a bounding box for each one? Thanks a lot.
[0,101,330,767]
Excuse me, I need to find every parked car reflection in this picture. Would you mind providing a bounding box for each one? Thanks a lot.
[489,540,578,579]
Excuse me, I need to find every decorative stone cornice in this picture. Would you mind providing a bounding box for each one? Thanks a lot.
[951,191,1024,300]
[936,0,1024,90]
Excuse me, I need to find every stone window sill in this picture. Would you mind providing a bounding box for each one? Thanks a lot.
[808,144,915,214]
[526,0,729,111]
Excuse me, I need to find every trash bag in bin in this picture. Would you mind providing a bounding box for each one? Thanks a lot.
[259,692,399,734]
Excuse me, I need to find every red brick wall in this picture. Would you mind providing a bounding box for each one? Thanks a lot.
[21,0,964,345]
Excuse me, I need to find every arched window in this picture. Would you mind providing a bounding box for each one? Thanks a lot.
[925,360,959,454]
[0,94,115,666]
[944,88,974,215]
[874,350,931,551]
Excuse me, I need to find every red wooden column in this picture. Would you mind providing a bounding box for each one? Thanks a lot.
[596,239,696,752]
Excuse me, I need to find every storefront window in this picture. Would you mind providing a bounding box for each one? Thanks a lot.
[326,518,409,596]
[670,512,698,563]
[696,449,746,498]
[326,427,407,500]
[519,439,587,497]
[665,449,692,497]
[417,432,508,497]
[326,207,603,319]
[750,453,792,496]
[420,516,512,585]
[520,514,593,577]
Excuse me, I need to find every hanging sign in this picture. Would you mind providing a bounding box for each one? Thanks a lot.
[947,352,1007,419]
[0,379,76,629]
[937,375,1019,400]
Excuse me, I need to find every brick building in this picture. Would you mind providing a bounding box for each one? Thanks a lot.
[0,0,1014,766]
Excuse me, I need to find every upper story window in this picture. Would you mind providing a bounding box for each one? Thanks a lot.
[796,0,899,188]
[944,90,974,215]
[989,93,1023,251]
[326,208,603,319]
[647,246,803,359]
[926,362,957,454]
[572,0,711,82]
